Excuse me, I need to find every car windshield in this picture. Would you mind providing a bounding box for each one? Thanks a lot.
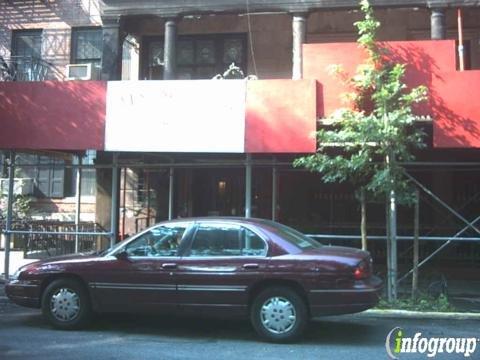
[260,220,322,250]
[99,235,134,256]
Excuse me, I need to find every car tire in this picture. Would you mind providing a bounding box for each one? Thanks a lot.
[41,278,92,330]
[250,286,308,343]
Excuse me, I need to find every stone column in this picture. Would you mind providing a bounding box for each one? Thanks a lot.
[292,13,307,80]
[101,16,122,80]
[163,18,177,80]
[431,8,446,40]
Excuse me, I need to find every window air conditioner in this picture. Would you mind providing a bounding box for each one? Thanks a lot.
[66,63,93,80]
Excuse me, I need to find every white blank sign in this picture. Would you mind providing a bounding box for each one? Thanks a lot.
[105,80,246,153]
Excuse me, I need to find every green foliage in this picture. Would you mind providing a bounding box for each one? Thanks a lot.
[294,0,427,205]
[377,293,457,312]
[0,194,31,220]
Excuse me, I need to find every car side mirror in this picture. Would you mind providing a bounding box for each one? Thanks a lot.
[115,250,129,261]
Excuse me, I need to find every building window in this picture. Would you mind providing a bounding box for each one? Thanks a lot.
[16,154,66,198]
[71,27,102,79]
[10,30,44,81]
[12,30,42,59]
[76,150,97,197]
[142,34,247,80]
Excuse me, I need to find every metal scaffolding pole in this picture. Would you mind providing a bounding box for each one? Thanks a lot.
[398,213,480,283]
[110,153,119,247]
[405,172,480,235]
[388,187,398,301]
[168,167,174,220]
[245,154,252,218]
[272,165,278,221]
[4,151,15,280]
[74,156,82,253]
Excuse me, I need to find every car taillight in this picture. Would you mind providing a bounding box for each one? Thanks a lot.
[353,259,371,280]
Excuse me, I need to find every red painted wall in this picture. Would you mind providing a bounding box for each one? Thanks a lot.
[0,81,106,150]
[303,40,480,148]
[432,71,480,147]
[245,80,317,153]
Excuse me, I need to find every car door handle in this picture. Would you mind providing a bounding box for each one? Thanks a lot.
[242,263,259,270]
[162,263,177,270]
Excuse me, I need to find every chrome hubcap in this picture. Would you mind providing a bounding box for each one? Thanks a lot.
[50,288,80,322]
[260,296,296,334]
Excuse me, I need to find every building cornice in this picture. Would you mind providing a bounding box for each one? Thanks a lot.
[101,0,480,18]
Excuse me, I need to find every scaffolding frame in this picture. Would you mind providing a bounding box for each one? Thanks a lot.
[2,152,480,282]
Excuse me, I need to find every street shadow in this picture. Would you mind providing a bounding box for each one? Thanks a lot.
[15,311,380,346]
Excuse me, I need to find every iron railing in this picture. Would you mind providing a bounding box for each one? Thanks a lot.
[0,56,51,81]
[1,220,108,258]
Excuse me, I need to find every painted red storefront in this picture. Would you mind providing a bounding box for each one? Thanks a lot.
[0,40,479,152]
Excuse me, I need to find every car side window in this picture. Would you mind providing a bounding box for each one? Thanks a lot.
[188,223,266,257]
[241,228,267,256]
[124,225,186,257]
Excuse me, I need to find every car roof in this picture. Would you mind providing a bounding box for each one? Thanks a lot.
[159,217,274,226]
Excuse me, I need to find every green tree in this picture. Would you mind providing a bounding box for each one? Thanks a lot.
[294,0,427,301]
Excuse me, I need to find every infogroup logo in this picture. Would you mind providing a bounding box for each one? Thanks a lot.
[385,327,478,359]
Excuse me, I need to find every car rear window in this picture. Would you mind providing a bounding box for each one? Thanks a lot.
[261,221,322,250]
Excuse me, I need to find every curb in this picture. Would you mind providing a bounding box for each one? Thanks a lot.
[355,309,480,320]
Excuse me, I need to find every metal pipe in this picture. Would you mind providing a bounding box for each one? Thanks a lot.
[9,161,480,170]
[272,165,278,221]
[398,213,480,283]
[405,172,480,235]
[110,153,119,247]
[389,187,398,301]
[412,189,420,300]
[4,230,112,236]
[306,234,480,242]
[292,13,307,80]
[245,154,252,218]
[121,167,127,240]
[168,167,174,220]
[146,170,151,226]
[457,8,465,71]
[2,229,478,241]
[74,156,82,253]
[4,151,15,280]
[430,8,446,40]
[385,198,392,301]
[163,19,177,80]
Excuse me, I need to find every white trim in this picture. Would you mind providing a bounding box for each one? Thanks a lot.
[89,282,247,292]
[90,282,175,291]
[178,285,246,292]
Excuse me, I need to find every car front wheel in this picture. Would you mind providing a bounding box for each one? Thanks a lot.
[250,286,308,342]
[41,278,92,330]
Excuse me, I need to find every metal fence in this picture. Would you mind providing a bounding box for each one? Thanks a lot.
[1,220,108,258]
[0,56,51,82]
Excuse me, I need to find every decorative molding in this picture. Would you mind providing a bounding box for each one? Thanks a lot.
[101,1,480,18]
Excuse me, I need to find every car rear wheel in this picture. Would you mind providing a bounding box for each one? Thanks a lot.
[41,278,92,330]
[250,286,308,342]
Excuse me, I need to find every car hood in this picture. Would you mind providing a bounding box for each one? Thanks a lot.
[21,252,101,270]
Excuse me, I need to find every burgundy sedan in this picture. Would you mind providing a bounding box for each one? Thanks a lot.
[5,217,382,342]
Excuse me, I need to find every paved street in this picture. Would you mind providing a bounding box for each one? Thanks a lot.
[1,286,479,360]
